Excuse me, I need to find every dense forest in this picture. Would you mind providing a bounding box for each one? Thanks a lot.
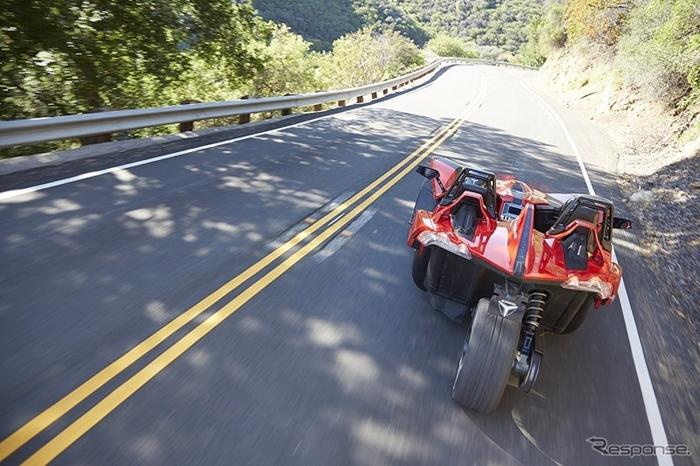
[253,0,542,52]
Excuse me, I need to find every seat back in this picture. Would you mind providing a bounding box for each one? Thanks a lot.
[461,168,497,218]
[548,195,614,251]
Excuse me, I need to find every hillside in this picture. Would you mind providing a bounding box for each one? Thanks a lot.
[253,0,542,52]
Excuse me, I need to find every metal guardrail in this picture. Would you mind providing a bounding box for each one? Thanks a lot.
[0,58,535,149]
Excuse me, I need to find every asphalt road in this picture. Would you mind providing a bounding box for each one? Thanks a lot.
[0,65,674,465]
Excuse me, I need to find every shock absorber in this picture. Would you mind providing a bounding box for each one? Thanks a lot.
[524,290,548,331]
[517,290,548,393]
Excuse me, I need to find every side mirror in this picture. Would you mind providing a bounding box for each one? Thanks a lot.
[612,216,633,229]
[416,165,440,180]
[416,165,446,192]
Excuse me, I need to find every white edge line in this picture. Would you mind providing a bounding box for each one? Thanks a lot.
[521,79,673,466]
[0,62,480,202]
[0,113,336,202]
[0,63,446,203]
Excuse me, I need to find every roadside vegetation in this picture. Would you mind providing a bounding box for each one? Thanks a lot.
[2,0,545,157]
[0,2,431,156]
[518,0,700,110]
[425,35,479,59]
[253,0,541,54]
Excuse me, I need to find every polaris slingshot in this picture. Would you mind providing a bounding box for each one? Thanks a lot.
[408,157,631,413]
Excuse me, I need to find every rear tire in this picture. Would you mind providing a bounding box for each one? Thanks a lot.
[411,246,431,291]
[411,179,438,291]
[561,304,590,334]
[452,298,522,413]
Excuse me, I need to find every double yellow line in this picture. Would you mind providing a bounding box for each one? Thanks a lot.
[3,93,480,465]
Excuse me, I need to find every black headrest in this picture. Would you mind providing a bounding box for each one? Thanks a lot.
[548,195,614,251]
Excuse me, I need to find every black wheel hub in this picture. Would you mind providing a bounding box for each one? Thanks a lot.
[518,350,543,393]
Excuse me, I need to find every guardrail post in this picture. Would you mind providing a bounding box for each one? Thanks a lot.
[392,85,397,91]
[79,107,113,146]
[356,96,364,104]
[313,104,323,111]
[371,92,378,99]
[383,89,388,95]
[178,100,201,132]
[239,95,251,124]
[281,94,293,116]
[338,100,346,107]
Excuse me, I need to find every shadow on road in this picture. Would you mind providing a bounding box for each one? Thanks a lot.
[0,112,667,464]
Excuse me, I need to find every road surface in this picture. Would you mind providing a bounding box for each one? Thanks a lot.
[0,65,678,465]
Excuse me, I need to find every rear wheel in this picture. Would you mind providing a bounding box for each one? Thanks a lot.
[411,246,431,290]
[452,298,522,413]
[561,299,592,334]
[411,179,438,291]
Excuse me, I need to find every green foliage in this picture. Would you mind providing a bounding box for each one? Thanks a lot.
[252,0,364,50]
[528,0,698,106]
[565,0,630,45]
[320,28,424,88]
[426,34,478,58]
[351,0,429,46]
[0,1,434,158]
[417,0,543,53]
[0,0,272,119]
[253,0,543,53]
[518,1,567,66]
[518,19,548,67]
[616,0,700,105]
[251,25,325,96]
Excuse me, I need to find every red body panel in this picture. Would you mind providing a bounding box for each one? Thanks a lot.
[408,160,622,302]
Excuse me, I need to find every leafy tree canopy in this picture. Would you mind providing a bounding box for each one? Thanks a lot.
[427,34,479,58]
[321,27,425,88]
[0,0,271,117]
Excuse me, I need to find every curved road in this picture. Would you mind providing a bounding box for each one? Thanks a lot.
[0,65,673,465]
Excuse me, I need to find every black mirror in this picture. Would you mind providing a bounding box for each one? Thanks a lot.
[613,216,633,229]
[416,165,446,192]
[416,165,440,180]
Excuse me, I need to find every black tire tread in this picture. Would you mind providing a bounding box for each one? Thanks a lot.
[452,298,521,412]
[561,305,589,334]
[411,247,430,291]
[410,179,437,291]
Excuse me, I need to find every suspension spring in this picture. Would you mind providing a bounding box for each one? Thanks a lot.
[524,290,548,331]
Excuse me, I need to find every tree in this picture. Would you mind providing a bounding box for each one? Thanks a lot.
[518,1,567,66]
[566,0,631,45]
[351,0,429,45]
[616,0,700,104]
[0,0,272,118]
[321,28,424,88]
[251,25,324,96]
[426,34,478,58]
